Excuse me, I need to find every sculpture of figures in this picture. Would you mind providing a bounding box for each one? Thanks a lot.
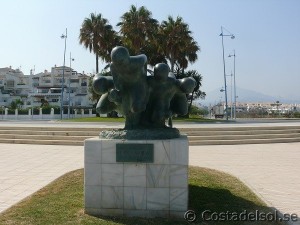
[110,46,149,129]
[93,46,196,131]
[143,63,196,128]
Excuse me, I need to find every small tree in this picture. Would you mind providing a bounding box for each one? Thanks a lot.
[10,99,24,109]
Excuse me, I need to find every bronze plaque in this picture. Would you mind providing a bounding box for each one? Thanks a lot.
[116,143,154,163]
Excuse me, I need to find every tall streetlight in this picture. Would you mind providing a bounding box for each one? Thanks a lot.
[68,52,74,119]
[60,28,67,120]
[220,26,235,120]
[223,73,233,120]
[228,50,237,120]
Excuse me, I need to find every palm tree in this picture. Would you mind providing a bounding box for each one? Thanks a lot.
[117,5,159,55]
[79,13,119,73]
[158,16,200,73]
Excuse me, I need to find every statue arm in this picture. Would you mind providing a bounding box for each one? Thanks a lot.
[93,74,114,95]
[178,77,196,94]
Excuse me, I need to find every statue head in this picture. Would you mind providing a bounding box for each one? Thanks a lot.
[111,46,130,65]
[154,63,170,81]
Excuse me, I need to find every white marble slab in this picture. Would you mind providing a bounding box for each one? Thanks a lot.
[124,164,146,187]
[101,140,117,163]
[170,165,188,188]
[85,185,101,209]
[170,136,189,165]
[84,140,102,163]
[146,165,169,188]
[170,188,188,210]
[101,164,123,186]
[124,187,146,209]
[102,186,123,209]
[153,140,170,164]
[85,163,101,186]
[146,188,169,210]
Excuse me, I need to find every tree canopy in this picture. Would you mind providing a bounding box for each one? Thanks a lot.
[79,13,119,73]
[81,5,204,107]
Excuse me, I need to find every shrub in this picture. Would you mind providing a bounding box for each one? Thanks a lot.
[190,105,208,116]
[294,112,300,118]
[18,109,29,115]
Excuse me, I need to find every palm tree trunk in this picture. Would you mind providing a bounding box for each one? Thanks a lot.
[188,90,195,118]
[170,52,175,73]
[170,58,175,73]
[96,54,99,74]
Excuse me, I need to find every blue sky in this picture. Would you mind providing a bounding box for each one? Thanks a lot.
[1,0,299,102]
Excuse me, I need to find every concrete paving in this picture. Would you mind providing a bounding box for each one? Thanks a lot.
[0,144,83,213]
[189,143,300,225]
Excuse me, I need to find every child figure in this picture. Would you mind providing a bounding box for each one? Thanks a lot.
[109,46,149,129]
[143,63,196,128]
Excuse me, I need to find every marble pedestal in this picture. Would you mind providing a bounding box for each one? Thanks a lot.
[84,135,188,218]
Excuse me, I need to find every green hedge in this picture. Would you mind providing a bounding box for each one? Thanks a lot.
[18,109,29,115]
[294,112,300,118]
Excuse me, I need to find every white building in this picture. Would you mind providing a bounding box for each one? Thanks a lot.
[0,66,93,109]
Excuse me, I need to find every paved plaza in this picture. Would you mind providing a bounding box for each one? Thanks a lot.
[0,144,83,213]
[190,143,300,224]
[0,120,299,224]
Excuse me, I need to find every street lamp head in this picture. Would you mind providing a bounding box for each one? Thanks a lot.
[231,35,235,39]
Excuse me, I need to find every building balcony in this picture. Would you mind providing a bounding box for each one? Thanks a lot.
[16,84,30,89]
[70,83,79,88]
[31,92,62,97]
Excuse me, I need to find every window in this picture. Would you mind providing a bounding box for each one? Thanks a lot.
[6,80,14,88]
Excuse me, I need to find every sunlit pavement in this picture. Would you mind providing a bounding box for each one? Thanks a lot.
[0,120,299,225]
[189,143,300,224]
[0,144,83,213]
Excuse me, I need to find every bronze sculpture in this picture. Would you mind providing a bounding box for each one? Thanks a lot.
[93,46,196,139]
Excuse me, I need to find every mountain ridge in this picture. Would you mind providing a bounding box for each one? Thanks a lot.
[197,87,300,106]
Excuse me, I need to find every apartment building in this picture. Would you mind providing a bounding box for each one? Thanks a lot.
[220,101,300,114]
[0,66,93,109]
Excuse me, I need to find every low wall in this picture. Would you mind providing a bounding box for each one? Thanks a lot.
[1,108,105,120]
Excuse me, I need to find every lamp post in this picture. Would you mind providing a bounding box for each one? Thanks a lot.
[227,72,233,119]
[228,50,236,120]
[220,26,235,120]
[60,28,67,120]
[68,52,74,119]
[31,97,33,120]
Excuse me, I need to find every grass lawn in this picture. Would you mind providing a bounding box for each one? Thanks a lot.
[0,167,284,225]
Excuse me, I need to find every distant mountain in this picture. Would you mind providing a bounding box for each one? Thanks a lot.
[197,87,300,106]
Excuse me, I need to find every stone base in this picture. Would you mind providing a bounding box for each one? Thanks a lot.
[84,135,188,218]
